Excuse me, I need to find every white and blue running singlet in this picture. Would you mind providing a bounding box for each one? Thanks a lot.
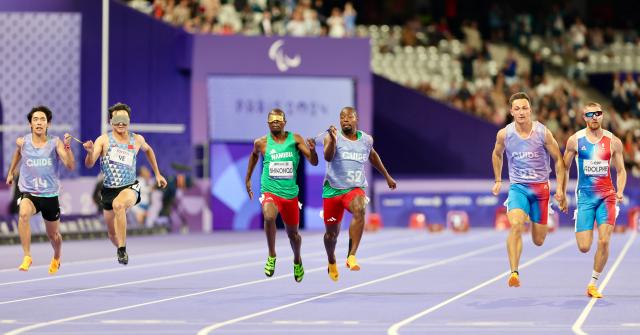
[100,132,137,188]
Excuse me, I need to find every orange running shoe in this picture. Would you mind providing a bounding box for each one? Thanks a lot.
[587,285,603,298]
[346,255,360,271]
[48,258,61,275]
[508,271,520,287]
[18,256,32,271]
[328,263,339,281]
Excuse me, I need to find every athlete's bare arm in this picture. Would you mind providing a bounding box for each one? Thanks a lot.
[137,134,167,188]
[544,128,567,212]
[323,126,338,162]
[83,134,106,168]
[562,134,578,195]
[245,137,266,200]
[369,145,396,189]
[491,128,506,196]
[55,133,76,171]
[294,133,318,166]
[610,136,627,202]
[5,137,24,185]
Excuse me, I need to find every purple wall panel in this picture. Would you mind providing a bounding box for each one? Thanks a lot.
[373,75,502,178]
[107,2,192,175]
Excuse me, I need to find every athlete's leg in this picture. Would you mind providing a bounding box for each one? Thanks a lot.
[44,219,62,260]
[44,219,62,274]
[17,198,36,270]
[279,197,302,265]
[593,195,617,273]
[103,209,118,247]
[594,223,614,273]
[111,189,138,248]
[17,198,36,258]
[262,201,279,258]
[507,208,528,272]
[346,195,367,257]
[575,197,597,253]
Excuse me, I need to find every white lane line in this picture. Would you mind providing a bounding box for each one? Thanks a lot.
[0,249,263,287]
[0,234,329,273]
[0,230,404,273]
[387,239,575,335]
[272,320,360,325]
[3,232,498,335]
[195,242,505,335]
[101,320,187,325]
[572,231,637,335]
[0,231,463,305]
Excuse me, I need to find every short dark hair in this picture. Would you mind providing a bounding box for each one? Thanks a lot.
[508,92,531,108]
[108,102,131,120]
[28,105,53,123]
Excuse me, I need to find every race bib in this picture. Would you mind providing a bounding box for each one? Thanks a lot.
[583,159,608,176]
[108,147,134,166]
[269,161,294,179]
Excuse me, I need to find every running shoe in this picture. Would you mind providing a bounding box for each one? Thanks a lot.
[508,271,520,287]
[18,255,32,271]
[117,248,129,265]
[48,258,60,275]
[346,255,360,271]
[328,262,339,281]
[587,285,603,298]
[264,256,276,277]
[293,263,304,283]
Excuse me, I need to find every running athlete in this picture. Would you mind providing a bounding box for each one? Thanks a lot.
[5,106,75,274]
[563,102,626,298]
[83,103,167,265]
[245,109,318,282]
[322,107,396,281]
[492,92,567,287]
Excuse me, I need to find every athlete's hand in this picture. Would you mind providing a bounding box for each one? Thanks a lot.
[63,133,72,147]
[5,173,13,185]
[616,191,624,203]
[306,137,316,151]
[386,176,397,190]
[83,140,94,153]
[156,175,168,189]
[554,192,568,213]
[491,181,502,196]
[328,126,337,142]
[246,180,254,200]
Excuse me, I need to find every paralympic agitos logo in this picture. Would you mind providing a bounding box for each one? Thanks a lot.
[268,40,301,72]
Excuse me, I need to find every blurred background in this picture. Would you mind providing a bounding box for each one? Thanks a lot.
[1,0,639,243]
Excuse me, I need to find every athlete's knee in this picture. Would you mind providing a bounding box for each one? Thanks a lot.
[263,211,277,223]
[286,228,300,240]
[578,244,590,253]
[112,201,127,213]
[509,222,525,234]
[47,231,61,242]
[597,237,610,250]
[532,235,545,246]
[351,206,365,220]
[327,229,339,239]
[18,211,31,223]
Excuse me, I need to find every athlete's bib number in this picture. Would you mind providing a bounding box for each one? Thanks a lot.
[32,177,49,190]
[269,161,294,179]
[347,170,364,184]
[583,159,608,176]
[108,147,134,166]
[513,167,538,180]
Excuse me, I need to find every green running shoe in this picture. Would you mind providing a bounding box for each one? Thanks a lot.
[264,256,276,277]
[294,262,304,283]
